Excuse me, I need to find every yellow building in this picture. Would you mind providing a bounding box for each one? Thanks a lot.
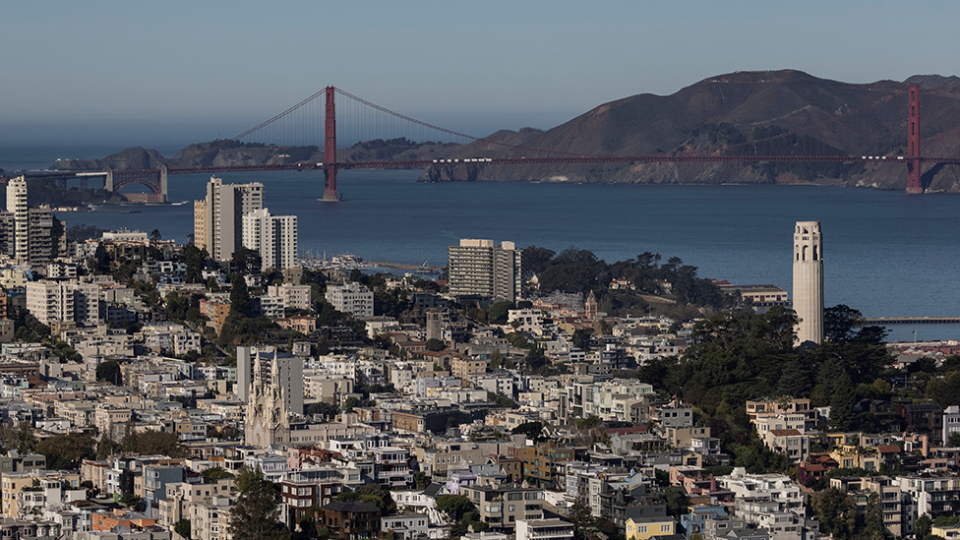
[626,516,675,540]
[829,444,880,471]
[1,470,82,518]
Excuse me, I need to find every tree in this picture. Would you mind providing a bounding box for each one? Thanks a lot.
[120,492,142,509]
[229,467,290,540]
[572,328,593,352]
[814,488,857,540]
[425,338,446,352]
[33,433,95,469]
[306,402,339,418]
[916,515,933,539]
[489,349,502,370]
[174,519,191,539]
[232,247,262,276]
[824,305,865,344]
[488,301,514,324]
[150,229,162,242]
[829,371,856,432]
[862,492,884,540]
[511,421,545,441]
[343,397,359,412]
[201,467,235,480]
[414,471,431,489]
[436,495,475,521]
[335,483,395,513]
[182,244,207,283]
[665,487,690,518]
[949,432,960,448]
[229,274,251,319]
[96,361,122,384]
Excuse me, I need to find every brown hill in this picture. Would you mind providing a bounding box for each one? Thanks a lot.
[424,70,960,192]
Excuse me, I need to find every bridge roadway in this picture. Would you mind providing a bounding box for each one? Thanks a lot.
[863,317,960,325]
[10,153,960,183]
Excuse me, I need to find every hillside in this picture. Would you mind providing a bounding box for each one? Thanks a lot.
[422,70,960,192]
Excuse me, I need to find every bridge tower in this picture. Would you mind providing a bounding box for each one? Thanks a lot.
[160,165,168,203]
[906,85,922,194]
[322,86,340,202]
[104,167,114,191]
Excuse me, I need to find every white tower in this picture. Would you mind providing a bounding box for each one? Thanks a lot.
[6,176,27,260]
[793,221,823,345]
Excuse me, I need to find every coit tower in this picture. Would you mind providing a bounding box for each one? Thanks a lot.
[793,221,823,345]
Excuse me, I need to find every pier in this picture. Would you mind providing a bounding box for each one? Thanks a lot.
[863,317,960,325]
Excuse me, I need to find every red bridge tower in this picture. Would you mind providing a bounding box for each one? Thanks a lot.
[906,85,922,194]
[322,86,340,201]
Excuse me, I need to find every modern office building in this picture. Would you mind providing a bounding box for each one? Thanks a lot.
[242,208,298,271]
[792,221,823,345]
[447,239,522,301]
[194,176,264,262]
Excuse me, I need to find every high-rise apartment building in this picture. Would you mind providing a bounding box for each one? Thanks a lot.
[6,176,27,260]
[793,221,823,345]
[448,239,522,301]
[193,177,263,262]
[242,208,298,271]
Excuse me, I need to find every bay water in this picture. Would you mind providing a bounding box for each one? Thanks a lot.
[3,145,958,342]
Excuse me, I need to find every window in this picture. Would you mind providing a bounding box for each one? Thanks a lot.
[661,525,671,532]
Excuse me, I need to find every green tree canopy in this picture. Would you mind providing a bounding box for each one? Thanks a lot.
[425,338,446,352]
[33,433,95,469]
[229,467,289,540]
[96,361,122,384]
[436,495,475,521]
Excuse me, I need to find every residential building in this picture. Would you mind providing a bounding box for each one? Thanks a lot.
[326,282,374,318]
[448,239,522,301]
[194,176,264,262]
[26,280,99,327]
[242,208,298,271]
[318,500,382,540]
[381,513,430,539]
[6,177,27,260]
[625,516,675,540]
[516,519,574,540]
[461,483,544,532]
[268,283,312,312]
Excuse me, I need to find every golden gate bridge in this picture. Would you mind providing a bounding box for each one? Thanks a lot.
[10,84,948,202]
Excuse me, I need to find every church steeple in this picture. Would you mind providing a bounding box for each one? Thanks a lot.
[244,348,290,449]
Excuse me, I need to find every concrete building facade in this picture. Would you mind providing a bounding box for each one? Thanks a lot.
[194,176,264,262]
[6,177,27,260]
[326,282,374,318]
[792,221,823,345]
[448,239,522,301]
[242,208,298,271]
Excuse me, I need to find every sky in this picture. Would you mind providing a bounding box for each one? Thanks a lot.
[3,1,960,148]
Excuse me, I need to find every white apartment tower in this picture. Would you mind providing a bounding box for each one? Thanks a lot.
[6,176,27,260]
[793,221,823,345]
[194,176,264,262]
[448,239,522,301]
[242,208,298,271]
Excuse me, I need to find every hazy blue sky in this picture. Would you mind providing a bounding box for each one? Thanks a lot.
[3,1,959,146]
